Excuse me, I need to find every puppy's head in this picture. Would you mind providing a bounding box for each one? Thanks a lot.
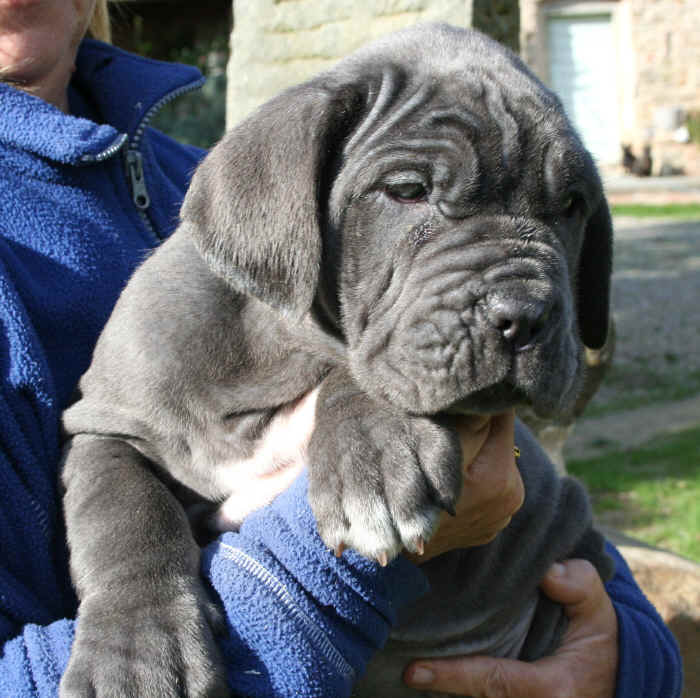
[182,23,612,419]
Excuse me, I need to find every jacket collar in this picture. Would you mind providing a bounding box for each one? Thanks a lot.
[0,39,203,166]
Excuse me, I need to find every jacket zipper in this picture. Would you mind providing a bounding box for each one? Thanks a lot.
[79,133,129,164]
[125,77,206,242]
[127,150,150,210]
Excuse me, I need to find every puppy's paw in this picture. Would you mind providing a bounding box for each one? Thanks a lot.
[60,578,228,698]
[308,386,461,564]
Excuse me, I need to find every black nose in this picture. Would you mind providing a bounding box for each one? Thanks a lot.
[487,297,552,351]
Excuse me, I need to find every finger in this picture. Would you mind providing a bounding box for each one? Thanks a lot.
[463,438,524,521]
[541,559,607,619]
[456,413,492,435]
[463,411,515,481]
[403,655,562,697]
[463,411,515,477]
[486,409,516,442]
[466,514,513,546]
[455,414,492,465]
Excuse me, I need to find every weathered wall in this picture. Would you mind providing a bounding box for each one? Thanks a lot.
[519,0,700,173]
[628,0,700,173]
[226,0,472,128]
[518,0,543,77]
[630,0,700,130]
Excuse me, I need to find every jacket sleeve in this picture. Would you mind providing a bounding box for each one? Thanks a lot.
[0,469,428,698]
[0,490,684,698]
[202,471,429,697]
[607,542,684,698]
[0,617,75,697]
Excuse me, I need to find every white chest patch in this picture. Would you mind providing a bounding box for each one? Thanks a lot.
[210,386,319,529]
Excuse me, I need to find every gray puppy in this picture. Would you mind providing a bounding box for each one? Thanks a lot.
[60,23,614,697]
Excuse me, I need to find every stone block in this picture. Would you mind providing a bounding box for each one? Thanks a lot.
[227,0,472,127]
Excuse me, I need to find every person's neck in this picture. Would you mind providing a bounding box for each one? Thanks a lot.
[5,78,70,112]
[0,49,75,113]
[36,82,70,112]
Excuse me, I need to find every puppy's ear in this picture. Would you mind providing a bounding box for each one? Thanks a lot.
[181,82,358,318]
[577,198,613,349]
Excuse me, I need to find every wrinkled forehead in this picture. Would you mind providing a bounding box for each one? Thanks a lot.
[334,57,592,204]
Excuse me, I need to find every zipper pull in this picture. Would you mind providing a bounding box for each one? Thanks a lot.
[127,150,151,210]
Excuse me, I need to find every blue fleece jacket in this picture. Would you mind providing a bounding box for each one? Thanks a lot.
[0,39,682,697]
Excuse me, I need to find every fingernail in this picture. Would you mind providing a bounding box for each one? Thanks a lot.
[549,562,566,577]
[408,665,435,685]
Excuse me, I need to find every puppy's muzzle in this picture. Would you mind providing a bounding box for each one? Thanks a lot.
[350,264,574,415]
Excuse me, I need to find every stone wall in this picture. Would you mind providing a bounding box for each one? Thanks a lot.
[630,0,700,134]
[227,0,472,128]
[628,0,700,174]
[518,0,544,78]
[519,0,700,174]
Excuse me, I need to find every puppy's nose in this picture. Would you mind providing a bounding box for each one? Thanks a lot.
[487,297,551,351]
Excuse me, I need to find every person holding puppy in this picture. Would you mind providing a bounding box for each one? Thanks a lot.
[0,1,681,696]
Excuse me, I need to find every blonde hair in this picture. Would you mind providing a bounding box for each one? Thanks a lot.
[88,0,112,43]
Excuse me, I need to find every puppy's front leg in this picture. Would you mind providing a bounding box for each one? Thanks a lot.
[308,367,462,564]
[60,436,228,698]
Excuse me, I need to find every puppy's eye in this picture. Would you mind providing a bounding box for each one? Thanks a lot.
[385,182,429,203]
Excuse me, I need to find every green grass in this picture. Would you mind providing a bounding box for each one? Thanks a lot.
[611,202,700,219]
[568,426,700,562]
[575,200,700,562]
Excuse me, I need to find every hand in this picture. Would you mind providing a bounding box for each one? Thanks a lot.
[403,559,619,697]
[406,410,524,563]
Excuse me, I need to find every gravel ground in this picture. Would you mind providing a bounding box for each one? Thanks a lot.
[611,216,700,374]
[566,215,700,456]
